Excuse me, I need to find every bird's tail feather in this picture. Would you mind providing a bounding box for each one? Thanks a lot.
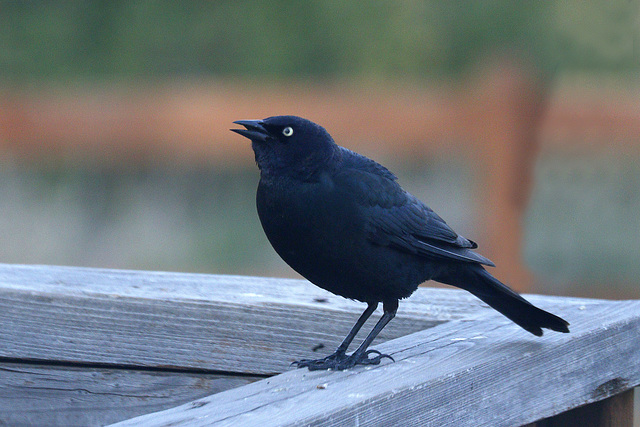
[437,265,570,336]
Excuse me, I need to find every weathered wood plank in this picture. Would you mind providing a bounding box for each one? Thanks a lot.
[111,299,640,427]
[0,263,504,375]
[0,363,258,426]
[3,263,632,426]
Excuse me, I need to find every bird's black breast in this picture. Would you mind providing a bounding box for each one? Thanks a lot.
[256,170,429,303]
[256,172,359,278]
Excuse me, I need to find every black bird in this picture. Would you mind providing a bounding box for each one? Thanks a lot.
[232,116,569,371]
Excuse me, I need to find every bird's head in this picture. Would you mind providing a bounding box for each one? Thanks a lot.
[231,116,338,180]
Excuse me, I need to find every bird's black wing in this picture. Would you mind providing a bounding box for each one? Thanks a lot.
[337,150,494,266]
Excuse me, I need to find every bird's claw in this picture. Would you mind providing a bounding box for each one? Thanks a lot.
[361,349,395,365]
[291,351,347,370]
[292,349,394,371]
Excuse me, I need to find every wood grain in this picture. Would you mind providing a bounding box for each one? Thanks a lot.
[1,263,636,426]
[112,299,640,427]
[0,263,495,375]
[0,363,258,426]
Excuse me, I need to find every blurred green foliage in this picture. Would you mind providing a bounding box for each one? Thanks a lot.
[0,0,637,81]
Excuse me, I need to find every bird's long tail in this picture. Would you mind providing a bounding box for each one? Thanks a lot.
[436,264,570,336]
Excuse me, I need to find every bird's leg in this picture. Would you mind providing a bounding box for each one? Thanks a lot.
[294,300,398,371]
[292,302,377,370]
[333,301,379,356]
[345,300,397,368]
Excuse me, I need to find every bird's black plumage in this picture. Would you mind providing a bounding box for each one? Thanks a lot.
[232,115,569,370]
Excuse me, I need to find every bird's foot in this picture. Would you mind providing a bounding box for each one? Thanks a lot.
[292,349,394,371]
[291,350,347,370]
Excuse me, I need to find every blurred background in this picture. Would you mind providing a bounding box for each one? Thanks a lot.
[0,1,638,301]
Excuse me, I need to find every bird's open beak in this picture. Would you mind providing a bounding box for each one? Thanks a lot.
[231,120,269,142]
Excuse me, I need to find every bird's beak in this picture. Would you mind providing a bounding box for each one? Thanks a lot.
[231,120,269,142]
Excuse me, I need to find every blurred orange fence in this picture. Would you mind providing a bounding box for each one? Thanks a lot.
[0,70,638,291]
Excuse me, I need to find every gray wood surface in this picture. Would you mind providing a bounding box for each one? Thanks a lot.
[1,263,637,426]
[0,263,488,425]
[0,263,491,375]
[0,363,258,426]
[112,298,640,427]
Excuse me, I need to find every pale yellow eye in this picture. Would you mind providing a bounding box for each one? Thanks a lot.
[282,127,294,137]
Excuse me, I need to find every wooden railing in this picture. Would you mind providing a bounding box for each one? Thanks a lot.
[0,74,639,293]
[0,264,637,426]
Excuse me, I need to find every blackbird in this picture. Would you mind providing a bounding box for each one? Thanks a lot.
[232,115,569,371]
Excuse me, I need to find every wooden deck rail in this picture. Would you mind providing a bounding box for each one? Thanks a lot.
[0,263,638,426]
